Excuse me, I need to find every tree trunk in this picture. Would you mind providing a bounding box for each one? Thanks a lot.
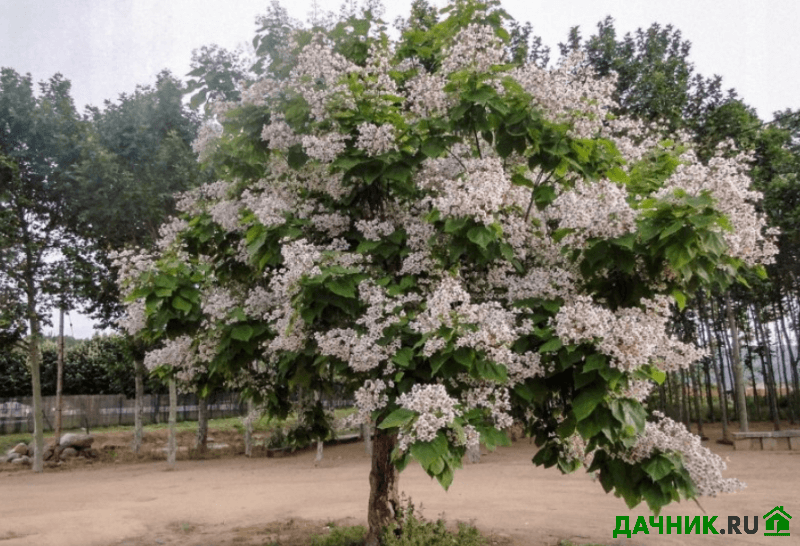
[27,314,45,473]
[245,399,254,457]
[691,365,705,438]
[132,358,145,454]
[365,429,400,546]
[314,391,323,463]
[778,302,800,420]
[753,304,781,429]
[695,302,715,422]
[196,394,208,453]
[54,307,65,450]
[168,378,177,469]
[725,294,748,432]
[680,368,691,428]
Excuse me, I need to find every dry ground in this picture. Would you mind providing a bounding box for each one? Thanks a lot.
[0,421,798,546]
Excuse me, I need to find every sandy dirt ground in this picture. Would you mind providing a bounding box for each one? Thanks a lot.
[0,422,798,546]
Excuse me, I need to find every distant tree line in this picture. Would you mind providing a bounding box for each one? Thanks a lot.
[0,336,165,398]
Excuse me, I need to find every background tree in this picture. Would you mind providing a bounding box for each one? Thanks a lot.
[73,70,210,452]
[0,68,89,471]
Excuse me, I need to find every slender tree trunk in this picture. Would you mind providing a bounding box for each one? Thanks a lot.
[725,294,749,432]
[703,360,715,423]
[753,304,781,429]
[695,300,715,422]
[777,296,799,422]
[132,358,145,454]
[365,429,400,546]
[691,365,705,437]
[245,399,254,457]
[168,378,177,469]
[707,334,729,441]
[54,307,65,449]
[27,313,45,472]
[740,317,763,420]
[314,391,323,463]
[680,368,691,428]
[196,394,208,453]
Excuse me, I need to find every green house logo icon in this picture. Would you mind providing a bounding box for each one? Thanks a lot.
[764,506,791,537]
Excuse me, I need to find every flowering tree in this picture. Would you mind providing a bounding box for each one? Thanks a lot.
[117,1,776,543]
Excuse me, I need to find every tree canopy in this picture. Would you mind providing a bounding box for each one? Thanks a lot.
[116,3,778,542]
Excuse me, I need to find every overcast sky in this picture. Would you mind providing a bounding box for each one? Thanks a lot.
[3,0,799,338]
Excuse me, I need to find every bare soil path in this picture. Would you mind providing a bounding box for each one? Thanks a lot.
[0,422,797,546]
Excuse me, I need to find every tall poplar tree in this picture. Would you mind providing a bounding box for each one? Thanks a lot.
[0,68,87,471]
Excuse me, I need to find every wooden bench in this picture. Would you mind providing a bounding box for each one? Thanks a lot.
[731,430,800,451]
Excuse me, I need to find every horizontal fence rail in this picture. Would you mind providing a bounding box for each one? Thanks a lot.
[0,393,355,435]
[0,393,248,435]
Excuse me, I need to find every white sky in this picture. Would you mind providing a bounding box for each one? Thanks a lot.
[2,0,799,337]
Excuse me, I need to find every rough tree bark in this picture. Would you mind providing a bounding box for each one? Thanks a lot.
[365,429,400,546]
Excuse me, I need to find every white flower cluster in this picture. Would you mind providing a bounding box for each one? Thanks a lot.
[302,132,348,163]
[143,335,203,387]
[316,280,416,373]
[240,77,277,107]
[201,286,238,325]
[156,217,189,251]
[356,123,397,156]
[420,156,510,226]
[119,300,146,336]
[292,37,358,121]
[192,121,223,163]
[624,413,745,497]
[550,179,638,246]
[405,70,453,119]
[512,51,617,138]
[351,378,390,425]
[209,197,242,232]
[440,23,506,75]
[355,218,397,241]
[488,264,576,303]
[261,115,301,151]
[397,384,461,451]
[463,385,514,429]
[555,295,704,372]
[656,146,778,266]
[110,248,155,289]
[241,184,292,229]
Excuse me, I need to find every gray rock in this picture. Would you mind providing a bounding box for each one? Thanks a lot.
[11,455,30,465]
[5,452,20,463]
[43,445,55,461]
[59,433,94,449]
[60,447,78,460]
[12,443,28,455]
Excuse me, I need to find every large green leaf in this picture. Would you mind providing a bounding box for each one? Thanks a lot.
[572,384,606,422]
[378,408,416,429]
[231,324,254,342]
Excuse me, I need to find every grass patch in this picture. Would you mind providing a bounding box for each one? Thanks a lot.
[310,524,367,546]
[382,499,486,546]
